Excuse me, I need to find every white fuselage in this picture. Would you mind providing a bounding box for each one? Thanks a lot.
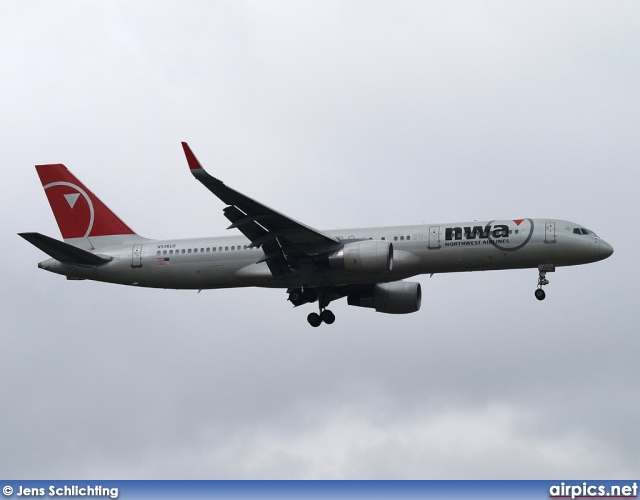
[38,218,613,290]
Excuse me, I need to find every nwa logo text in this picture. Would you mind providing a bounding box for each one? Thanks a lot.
[444,219,534,251]
[445,224,509,246]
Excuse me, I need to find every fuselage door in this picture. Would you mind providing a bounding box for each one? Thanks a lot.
[428,226,441,249]
[132,244,143,268]
[544,222,556,243]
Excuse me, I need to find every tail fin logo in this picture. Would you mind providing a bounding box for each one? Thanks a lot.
[64,193,80,209]
[43,181,95,238]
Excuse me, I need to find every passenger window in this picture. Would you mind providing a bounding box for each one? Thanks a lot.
[225,246,228,251]
[231,246,235,250]
[157,251,161,256]
[163,250,167,255]
[407,235,411,240]
[400,236,404,241]
[188,249,192,253]
[394,236,398,241]
[169,250,173,255]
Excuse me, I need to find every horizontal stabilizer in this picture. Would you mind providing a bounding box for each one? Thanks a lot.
[18,232,112,266]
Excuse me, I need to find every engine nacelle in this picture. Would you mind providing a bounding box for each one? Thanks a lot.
[327,240,393,274]
[348,281,421,314]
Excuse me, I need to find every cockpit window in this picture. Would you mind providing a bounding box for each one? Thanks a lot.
[574,228,599,237]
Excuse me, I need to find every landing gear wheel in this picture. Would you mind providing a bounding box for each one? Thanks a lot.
[307,312,322,327]
[289,290,304,307]
[301,287,336,327]
[534,266,552,301]
[320,309,335,325]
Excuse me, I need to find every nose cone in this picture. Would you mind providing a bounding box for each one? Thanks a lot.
[599,240,614,259]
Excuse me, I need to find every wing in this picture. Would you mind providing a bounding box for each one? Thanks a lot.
[181,143,340,277]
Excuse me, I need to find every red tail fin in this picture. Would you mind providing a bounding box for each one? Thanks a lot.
[36,164,136,240]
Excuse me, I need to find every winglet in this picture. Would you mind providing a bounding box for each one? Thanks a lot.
[181,142,203,171]
[181,142,225,190]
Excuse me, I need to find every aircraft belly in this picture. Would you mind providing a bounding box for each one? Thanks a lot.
[154,261,245,289]
[195,264,236,288]
[416,241,547,274]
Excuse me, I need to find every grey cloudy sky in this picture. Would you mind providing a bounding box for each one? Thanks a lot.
[1,1,638,479]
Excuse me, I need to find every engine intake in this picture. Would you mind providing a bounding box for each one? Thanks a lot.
[348,281,421,314]
[327,240,393,274]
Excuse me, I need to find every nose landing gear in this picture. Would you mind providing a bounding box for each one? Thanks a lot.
[535,264,554,301]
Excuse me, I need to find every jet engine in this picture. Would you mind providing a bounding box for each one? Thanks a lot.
[348,281,421,314]
[327,240,393,274]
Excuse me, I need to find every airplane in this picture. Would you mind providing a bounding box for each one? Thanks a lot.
[19,142,614,327]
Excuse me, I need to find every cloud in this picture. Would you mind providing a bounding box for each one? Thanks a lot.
[70,402,632,479]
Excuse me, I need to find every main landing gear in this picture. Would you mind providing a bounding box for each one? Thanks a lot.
[288,287,336,327]
[307,309,335,327]
[535,264,554,301]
